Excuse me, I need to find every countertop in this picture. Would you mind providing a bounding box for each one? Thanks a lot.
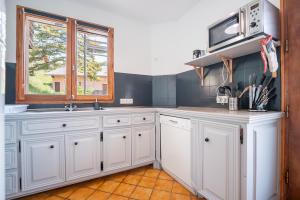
[5,106,284,123]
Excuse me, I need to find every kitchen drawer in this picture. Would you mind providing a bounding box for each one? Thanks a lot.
[5,121,17,144]
[132,113,155,125]
[103,115,131,128]
[22,116,100,135]
[6,170,18,196]
[5,145,18,170]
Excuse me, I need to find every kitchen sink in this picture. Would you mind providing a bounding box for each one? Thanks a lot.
[27,107,104,113]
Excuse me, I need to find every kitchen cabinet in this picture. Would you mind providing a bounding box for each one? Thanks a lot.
[21,116,100,135]
[5,121,17,144]
[5,110,157,199]
[5,171,18,196]
[66,131,100,181]
[103,128,131,172]
[199,121,240,200]
[5,145,17,170]
[132,125,155,166]
[21,135,65,191]
[103,115,131,128]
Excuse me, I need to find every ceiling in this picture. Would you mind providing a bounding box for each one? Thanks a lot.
[71,0,200,24]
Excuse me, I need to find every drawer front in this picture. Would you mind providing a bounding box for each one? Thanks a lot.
[5,121,17,144]
[132,113,155,125]
[6,170,18,196]
[5,145,18,170]
[22,116,100,135]
[103,115,131,128]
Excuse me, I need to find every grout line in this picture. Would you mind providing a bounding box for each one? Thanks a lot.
[23,166,200,200]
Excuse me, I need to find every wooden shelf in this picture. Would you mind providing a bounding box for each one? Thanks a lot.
[185,35,280,67]
[185,35,280,85]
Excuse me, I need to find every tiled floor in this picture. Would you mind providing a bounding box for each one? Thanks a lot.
[16,165,205,200]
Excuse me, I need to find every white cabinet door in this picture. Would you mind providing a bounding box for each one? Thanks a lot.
[199,121,240,200]
[253,122,279,200]
[5,171,18,196]
[103,128,131,172]
[132,125,155,165]
[66,131,100,181]
[21,135,65,191]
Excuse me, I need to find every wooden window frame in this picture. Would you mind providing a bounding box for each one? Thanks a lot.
[16,6,114,104]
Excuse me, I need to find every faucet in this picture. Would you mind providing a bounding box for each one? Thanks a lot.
[65,100,77,111]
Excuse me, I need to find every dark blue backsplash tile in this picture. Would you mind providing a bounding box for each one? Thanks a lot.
[152,75,176,107]
[5,63,16,104]
[5,63,152,108]
[5,49,281,111]
[176,51,281,111]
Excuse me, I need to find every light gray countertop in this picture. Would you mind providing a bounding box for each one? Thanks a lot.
[5,106,284,123]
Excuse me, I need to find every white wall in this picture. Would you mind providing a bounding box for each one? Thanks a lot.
[5,0,280,76]
[150,0,280,75]
[5,0,152,75]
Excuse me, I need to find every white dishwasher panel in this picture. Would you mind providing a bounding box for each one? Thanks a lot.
[160,115,192,188]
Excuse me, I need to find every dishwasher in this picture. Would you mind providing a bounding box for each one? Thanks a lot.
[160,115,192,188]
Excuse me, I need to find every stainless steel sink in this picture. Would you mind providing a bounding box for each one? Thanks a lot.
[27,107,103,113]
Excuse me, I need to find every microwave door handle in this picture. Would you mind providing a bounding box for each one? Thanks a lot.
[239,8,246,36]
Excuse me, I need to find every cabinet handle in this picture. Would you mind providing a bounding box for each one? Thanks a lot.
[117,120,121,123]
[205,138,210,142]
[62,123,67,127]
[74,142,78,145]
[138,133,142,136]
[50,145,54,149]
[143,117,146,120]
[123,136,126,139]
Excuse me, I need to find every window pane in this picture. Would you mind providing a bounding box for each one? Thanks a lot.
[76,27,108,96]
[25,17,67,95]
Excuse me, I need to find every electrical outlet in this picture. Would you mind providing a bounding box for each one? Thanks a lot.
[120,98,133,105]
[216,96,229,104]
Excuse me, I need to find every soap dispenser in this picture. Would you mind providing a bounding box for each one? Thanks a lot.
[94,98,100,110]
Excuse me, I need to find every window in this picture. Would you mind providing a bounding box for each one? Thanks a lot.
[16,6,114,104]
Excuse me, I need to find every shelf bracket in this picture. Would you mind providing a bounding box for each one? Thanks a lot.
[220,56,233,83]
[192,66,204,86]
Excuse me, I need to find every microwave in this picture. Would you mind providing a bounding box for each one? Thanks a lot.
[208,0,279,52]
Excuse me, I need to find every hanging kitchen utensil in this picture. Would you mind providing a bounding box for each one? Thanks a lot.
[261,35,279,77]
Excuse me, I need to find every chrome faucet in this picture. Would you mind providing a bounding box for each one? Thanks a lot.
[65,101,77,111]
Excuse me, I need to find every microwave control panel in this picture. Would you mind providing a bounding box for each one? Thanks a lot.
[248,2,261,35]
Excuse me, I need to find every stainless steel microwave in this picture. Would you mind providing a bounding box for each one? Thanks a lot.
[208,0,279,52]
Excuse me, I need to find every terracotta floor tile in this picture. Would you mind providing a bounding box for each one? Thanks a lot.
[99,181,120,193]
[113,183,136,197]
[144,169,160,178]
[150,190,171,200]
[108,194,129,200]
[123,175,142,185]
[45,196,64,200]
[87,190,110,200]
[154,179,173,192]
[17,193,50,200]
[83,178,105,189]
[172,183,191,196]
[130,186,152,200]
[17,167,205,200]
[170,193,191,200]
[129,168,147,176]
[138,177,157,188]
[68,187,95,200]
[47,185,77,198]
[158,171,174,181]
[107,173,128,182]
